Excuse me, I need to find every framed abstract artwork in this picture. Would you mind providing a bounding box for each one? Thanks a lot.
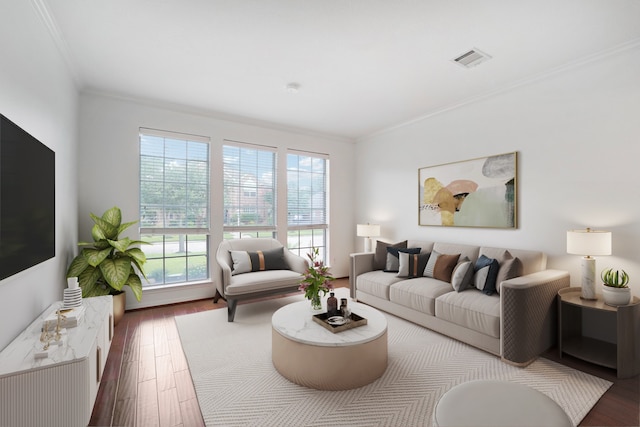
[418,152,517,228]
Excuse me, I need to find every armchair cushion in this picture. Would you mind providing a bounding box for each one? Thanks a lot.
[230,247,290,275]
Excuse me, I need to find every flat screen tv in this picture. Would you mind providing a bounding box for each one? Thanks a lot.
[0,114,55,281]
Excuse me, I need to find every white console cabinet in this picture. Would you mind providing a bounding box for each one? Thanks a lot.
[0,295,113,427]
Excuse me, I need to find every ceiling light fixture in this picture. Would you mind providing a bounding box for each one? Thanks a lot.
[285,82,300,93]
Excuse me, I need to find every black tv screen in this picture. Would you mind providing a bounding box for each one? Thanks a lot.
[0,114,55,281]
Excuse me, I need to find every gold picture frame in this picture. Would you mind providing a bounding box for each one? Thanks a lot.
[418,152,517,228]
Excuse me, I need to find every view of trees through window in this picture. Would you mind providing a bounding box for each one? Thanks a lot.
[223,143,276,236]
[139,134,330,289]
[286,152,328,261]
[139,130,210,286]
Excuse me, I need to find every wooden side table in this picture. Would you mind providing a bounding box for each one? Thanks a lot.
[558,287,640,378]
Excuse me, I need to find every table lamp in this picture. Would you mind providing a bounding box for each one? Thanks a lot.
[566,228,611,300]
[357,224,380,253]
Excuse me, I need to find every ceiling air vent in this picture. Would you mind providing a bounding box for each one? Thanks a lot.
[452,48,492,68]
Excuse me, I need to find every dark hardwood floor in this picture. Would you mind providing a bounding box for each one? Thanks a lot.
[90,278,639,426]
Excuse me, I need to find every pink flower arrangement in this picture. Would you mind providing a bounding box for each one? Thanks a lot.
[299,247,335,307]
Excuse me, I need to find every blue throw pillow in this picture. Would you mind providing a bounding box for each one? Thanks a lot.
[474,255,500,295]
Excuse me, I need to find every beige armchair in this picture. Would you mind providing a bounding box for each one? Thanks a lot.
[214,238,308,321]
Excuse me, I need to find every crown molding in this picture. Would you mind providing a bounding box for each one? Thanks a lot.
[81,88,355,144]
[31,0,81,88]
[361,37,640,142]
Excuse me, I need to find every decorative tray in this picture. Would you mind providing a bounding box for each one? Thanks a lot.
[312,312,367,333]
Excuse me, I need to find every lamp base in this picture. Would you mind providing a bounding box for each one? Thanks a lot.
[580,256,597,300]
[363,237,372,253]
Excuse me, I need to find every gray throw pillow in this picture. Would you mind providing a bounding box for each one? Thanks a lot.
[374,240,408,270]
[451,257,475,292]
[397,252,430,278]
[496,256,523,294]
[384,247,421,273]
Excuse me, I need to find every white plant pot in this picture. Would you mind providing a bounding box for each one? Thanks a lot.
[601,284,631,306]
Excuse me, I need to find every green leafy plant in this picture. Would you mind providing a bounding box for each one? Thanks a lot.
[601,268,630,288]
[66,206,148,301]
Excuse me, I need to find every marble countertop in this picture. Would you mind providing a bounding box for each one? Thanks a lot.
[271,288,387,347]
[0,295,112,377]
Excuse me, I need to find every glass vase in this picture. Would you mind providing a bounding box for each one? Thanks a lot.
[310,292,322,311]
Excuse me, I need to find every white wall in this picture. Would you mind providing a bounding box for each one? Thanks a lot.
[356,45,640,297]
[0,1,78,349]
[78,92,356,309]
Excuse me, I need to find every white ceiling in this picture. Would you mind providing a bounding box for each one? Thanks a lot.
[41,0,640,140]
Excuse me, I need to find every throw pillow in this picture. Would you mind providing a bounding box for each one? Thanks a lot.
[423,250,441,278]
[474,255,500,295]
[433,253,460,283]
[496,256,523,294]
[230,247,290,275]
[374,240,408,270]
[423,250,460,283]
[384,247,421,273]
[397,252,431,278]
[451,257,475,292]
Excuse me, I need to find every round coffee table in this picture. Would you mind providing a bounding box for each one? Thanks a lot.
[271,296,387,390]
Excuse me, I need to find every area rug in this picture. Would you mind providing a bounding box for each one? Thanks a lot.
[175,294,611,427]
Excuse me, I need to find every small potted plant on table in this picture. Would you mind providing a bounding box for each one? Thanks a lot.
[601,268,631,306]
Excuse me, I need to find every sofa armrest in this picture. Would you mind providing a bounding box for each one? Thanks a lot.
[285,250,309,275]
[500,269,570,365]
[215,249,233,296]
[349,252,375,298]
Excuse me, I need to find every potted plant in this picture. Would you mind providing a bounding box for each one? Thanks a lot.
[66,206,148,324]
[601,268,631,306]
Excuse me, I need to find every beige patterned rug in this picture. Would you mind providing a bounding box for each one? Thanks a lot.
[175,294,611,427]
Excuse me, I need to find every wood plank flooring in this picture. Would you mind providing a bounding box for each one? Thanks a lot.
[89,278,639,426]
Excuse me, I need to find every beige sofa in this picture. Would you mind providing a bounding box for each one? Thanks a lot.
[215,238,307,321]
[350,240,570,366]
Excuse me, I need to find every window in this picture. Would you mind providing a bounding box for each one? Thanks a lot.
[223,142,276,239]
[139,129,210,286]
[287,151,329,262]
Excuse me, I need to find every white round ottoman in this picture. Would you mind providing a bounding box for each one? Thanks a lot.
[433,380,573,427]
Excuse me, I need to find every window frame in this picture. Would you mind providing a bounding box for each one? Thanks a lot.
[286,149,329,263]
[222,140,277,237]
[139,128,211,287]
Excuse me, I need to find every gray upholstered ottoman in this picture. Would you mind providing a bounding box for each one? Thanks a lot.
[433,380,573,427]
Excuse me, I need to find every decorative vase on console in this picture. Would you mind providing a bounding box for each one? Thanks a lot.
[299,247,335,312]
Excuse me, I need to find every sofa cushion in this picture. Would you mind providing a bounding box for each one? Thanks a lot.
[397,252,430,278]
[390,278,454,316]
[479,246,546,276]
[230,247,290,275]
[451,257,475,292]
[357,270,405,300]
[374,240,408,270]
[435,290,501,338]
[433,242,479,265]
[384,247,421,272]
[226,269,302,296]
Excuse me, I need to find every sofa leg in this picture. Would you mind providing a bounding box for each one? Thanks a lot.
[213,289,225,304]
[227,299,238,322]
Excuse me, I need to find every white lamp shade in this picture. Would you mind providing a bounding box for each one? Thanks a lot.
[357,224,380,238]
[566,229,612,256]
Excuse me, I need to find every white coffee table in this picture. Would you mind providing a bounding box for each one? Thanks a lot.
[271,293,388,390]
